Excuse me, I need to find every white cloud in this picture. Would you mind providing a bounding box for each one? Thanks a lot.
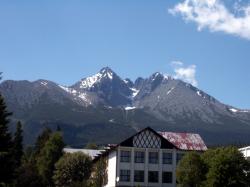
[171,61,198,86]
[171,61,183,66]
[169,0,250,40]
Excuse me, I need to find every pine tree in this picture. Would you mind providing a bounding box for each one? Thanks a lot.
[34,127,52,156]
[0,94,14,185]
[13,121,23,169]
[37,132,65,186]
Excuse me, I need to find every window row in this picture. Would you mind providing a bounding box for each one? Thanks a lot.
[120,151,184,164]
[120,170,172,183]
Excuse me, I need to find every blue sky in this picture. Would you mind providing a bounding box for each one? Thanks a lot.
[1,0,250,109]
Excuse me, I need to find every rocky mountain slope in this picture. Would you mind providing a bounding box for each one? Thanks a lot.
[0,67,250,147]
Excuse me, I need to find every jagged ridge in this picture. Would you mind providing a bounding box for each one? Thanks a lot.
[0,67,250,146]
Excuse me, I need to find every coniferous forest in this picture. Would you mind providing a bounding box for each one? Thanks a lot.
[0,91,106,187]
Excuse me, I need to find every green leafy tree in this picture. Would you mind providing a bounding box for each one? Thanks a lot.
[176,152,206,187]
[176,147,250,187]
[91,157,108,187]
[12,121,23,169]
[202,147,250,187]
[37,132,65,186]
[0,94,14,185]
[53,152,92,187]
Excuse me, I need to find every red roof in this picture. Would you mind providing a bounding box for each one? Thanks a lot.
[159,132,207,151]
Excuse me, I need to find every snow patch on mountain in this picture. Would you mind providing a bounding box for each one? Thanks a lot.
[79,73,103,89]
[196,90,206,99]
[59,85,91,104]
[151,72,161,81]
[197,91,202,97]
[123,79,129,84]
[230,108,238,113]
[167,87,175,95]
[59,85,77,94]
[107,72,113,79]
[230,108,249,113]
[131,88,139,97]
[78,93,91,103]
[163,74,172,80]
[125,106,136,110]
[40,81,48,86]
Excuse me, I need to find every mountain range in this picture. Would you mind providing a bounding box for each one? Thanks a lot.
[1,67,250,147]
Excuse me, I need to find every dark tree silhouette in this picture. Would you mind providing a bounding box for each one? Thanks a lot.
[0,93,14,185]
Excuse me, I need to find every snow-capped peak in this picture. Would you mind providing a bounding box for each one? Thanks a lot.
[150,72,172,81]
[79,67,115,89]
[100,66,113,74]
[99,67,114,79]
[151,72,162,80]
[40,81,48,86]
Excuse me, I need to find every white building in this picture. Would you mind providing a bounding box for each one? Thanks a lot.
[94,127,207,187]
[239,146,250,161]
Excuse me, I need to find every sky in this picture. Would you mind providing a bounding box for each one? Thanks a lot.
[0,0,250,109]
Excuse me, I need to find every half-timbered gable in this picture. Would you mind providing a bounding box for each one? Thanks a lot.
[92,127,207,187]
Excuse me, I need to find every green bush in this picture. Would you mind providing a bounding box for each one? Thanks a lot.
[53,152,92,187]
[176,147,250,187]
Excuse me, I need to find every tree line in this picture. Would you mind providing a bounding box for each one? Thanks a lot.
[0,92,106,187]
[176,147,250,186]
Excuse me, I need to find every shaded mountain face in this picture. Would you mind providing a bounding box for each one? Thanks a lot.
[0,67,250,147]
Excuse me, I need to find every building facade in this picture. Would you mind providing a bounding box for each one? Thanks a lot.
[239,146,250,161]
[95,127,207,187]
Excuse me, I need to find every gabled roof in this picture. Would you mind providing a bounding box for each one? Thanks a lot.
[119,127,177,149]
[159,131,207,151]
[93,127,207,162]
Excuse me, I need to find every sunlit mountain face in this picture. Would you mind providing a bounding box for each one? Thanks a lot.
[0,67,250,147]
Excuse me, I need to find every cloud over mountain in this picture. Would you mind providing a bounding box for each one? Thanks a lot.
[171,61,198,86]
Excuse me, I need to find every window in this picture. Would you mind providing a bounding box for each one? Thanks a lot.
[148,171,158,183]
[120,170,130,182]
[120,150,131,162]
[176,153,185,164]
[134,170,144,182]
[163,152,172,164]
[149,152,158,164]
[162,172,173,183]
[135,151,145,163]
